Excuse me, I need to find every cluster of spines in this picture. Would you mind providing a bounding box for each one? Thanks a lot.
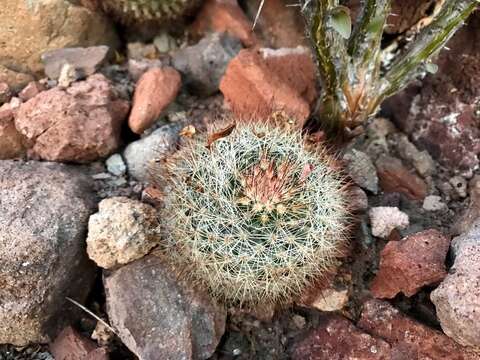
[156,122,349,307]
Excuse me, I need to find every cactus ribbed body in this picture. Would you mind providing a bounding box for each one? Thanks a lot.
[158,123,349,307]
[102,0,200,25]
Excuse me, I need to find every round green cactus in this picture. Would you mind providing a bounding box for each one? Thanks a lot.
[101,0,201,25]
[156,122,349,307]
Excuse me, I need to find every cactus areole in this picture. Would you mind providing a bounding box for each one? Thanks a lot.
[157,123,349,307]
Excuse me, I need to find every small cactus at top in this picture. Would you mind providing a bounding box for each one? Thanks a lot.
[301,0,479,136]
[101,0,201,25]
[155,122,349,307]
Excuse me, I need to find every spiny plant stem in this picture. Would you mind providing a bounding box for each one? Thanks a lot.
[380,0,479,100]
[303,0,478,137]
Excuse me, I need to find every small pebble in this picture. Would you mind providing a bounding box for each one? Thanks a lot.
[106,153,127,176]
[449,176,468,198]
[423,195,447,211]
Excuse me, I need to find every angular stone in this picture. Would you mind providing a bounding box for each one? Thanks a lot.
[310,288,349,312]
[105,153,127,176]
[220,47,316,128]
[172,32,242,96]
[18,81,46,102]
[371,229,450,298]
[105,254,226,360]
[191,0,257,47]
[124,123,180,182]
[343,149,378,193]
[41,46,110,80]
[369,206,409,239]
[431,222,480,348]
[292,315,393,360]
[0,160,96,345]
[358,300,478,360]
[376,155,428,201]
[87,197,160,269]
[15,74,129,163]
[128,67,181,134]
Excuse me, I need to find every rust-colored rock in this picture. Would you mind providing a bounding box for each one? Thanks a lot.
[291,314,392,360]
[191,0,257,47]
[370,229,450,299]
[219,47,316,127]
[376,155,428,200]
[18,81,46,102]
[50,326,108,360]
[128,67,181,134]
[0,103,25,159]
[358,299,478,360]
[15,74,129,163]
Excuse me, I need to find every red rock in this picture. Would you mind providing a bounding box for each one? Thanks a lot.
[128,67,181,134]
[358,299,478,360]
[18,81,46,102]
[0,82,12,104]
[14,74,129,163]
[370,229,450,299]
[376,155,428,201]
[291,314,392,360]
[0,103,25,159]
[191,0,257,47]
[219,47,316,127]
[50,326,108,360]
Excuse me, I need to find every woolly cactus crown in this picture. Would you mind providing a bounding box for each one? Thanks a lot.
[101,0,201,24]
[157,122,349,307]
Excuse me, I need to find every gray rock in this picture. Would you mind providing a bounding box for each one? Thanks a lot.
[106,153,127,176]
[154,32,178,53]
[0,160,96,345]
[128,59,163,82]
[124,123,180,182]
[343,149,379,193]
[87,197,160,269]
[41,46,110,80]
[422,195,446,211]
[392,133,435,177]
[105,254,226,360]
[431,222,480,348]
[172,32,242,96]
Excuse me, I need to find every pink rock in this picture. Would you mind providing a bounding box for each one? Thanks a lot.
[291,314,392,360]
[370,229,450,298]
[376,155,428,201]
[191,0,257,47]
[14,74,129,163]
[18,81,46,102]
[0,103,25,159]
[358,299,478,360]
[219,47,316,128]
[128,67,181,134]
[50,326,108,360]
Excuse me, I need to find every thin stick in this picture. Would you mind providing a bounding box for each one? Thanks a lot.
[66,297,117,335]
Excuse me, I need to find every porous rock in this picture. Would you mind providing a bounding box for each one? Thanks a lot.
[15,74,129,163]
[87,197,160,269]
[371,229,450,298]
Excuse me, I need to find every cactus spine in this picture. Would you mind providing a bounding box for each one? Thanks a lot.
[156,122,349,307]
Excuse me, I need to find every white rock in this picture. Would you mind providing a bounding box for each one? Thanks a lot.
[106,153,126,176]
[423,195,446,211]
[87,197,160,269]
[369,207,409,238]
[311,288,349,312]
